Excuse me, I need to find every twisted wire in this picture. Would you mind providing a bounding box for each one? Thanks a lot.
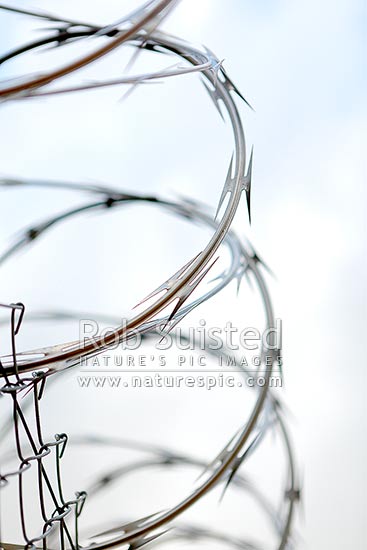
[0,2,300,548]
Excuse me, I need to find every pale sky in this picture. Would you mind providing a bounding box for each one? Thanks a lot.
[0,1,366,548]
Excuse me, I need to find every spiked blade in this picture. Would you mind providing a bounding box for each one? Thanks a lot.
[195,427,243,483]
[215,154,234,220]
[162,257,219,330]
[244,146,253,224]
[129,529,171,549]
[215,148,253,224]
[133,252,201,309]
[202,79,225,121]
[220,432,262,501]
[92,511,166,538]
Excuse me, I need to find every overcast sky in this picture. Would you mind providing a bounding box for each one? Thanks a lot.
[0,1,366,548]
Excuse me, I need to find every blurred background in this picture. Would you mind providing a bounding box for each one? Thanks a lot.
[0,1,366,548]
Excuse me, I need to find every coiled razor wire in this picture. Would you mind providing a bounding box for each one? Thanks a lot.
[0,2,300,549]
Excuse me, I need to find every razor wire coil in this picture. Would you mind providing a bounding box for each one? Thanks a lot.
[0,2,300,549]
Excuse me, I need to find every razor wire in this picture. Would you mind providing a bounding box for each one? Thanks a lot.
[0,2,300,549]
[0,307,298,550]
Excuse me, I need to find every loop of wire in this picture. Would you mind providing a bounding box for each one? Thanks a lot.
[0,2,300,549]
